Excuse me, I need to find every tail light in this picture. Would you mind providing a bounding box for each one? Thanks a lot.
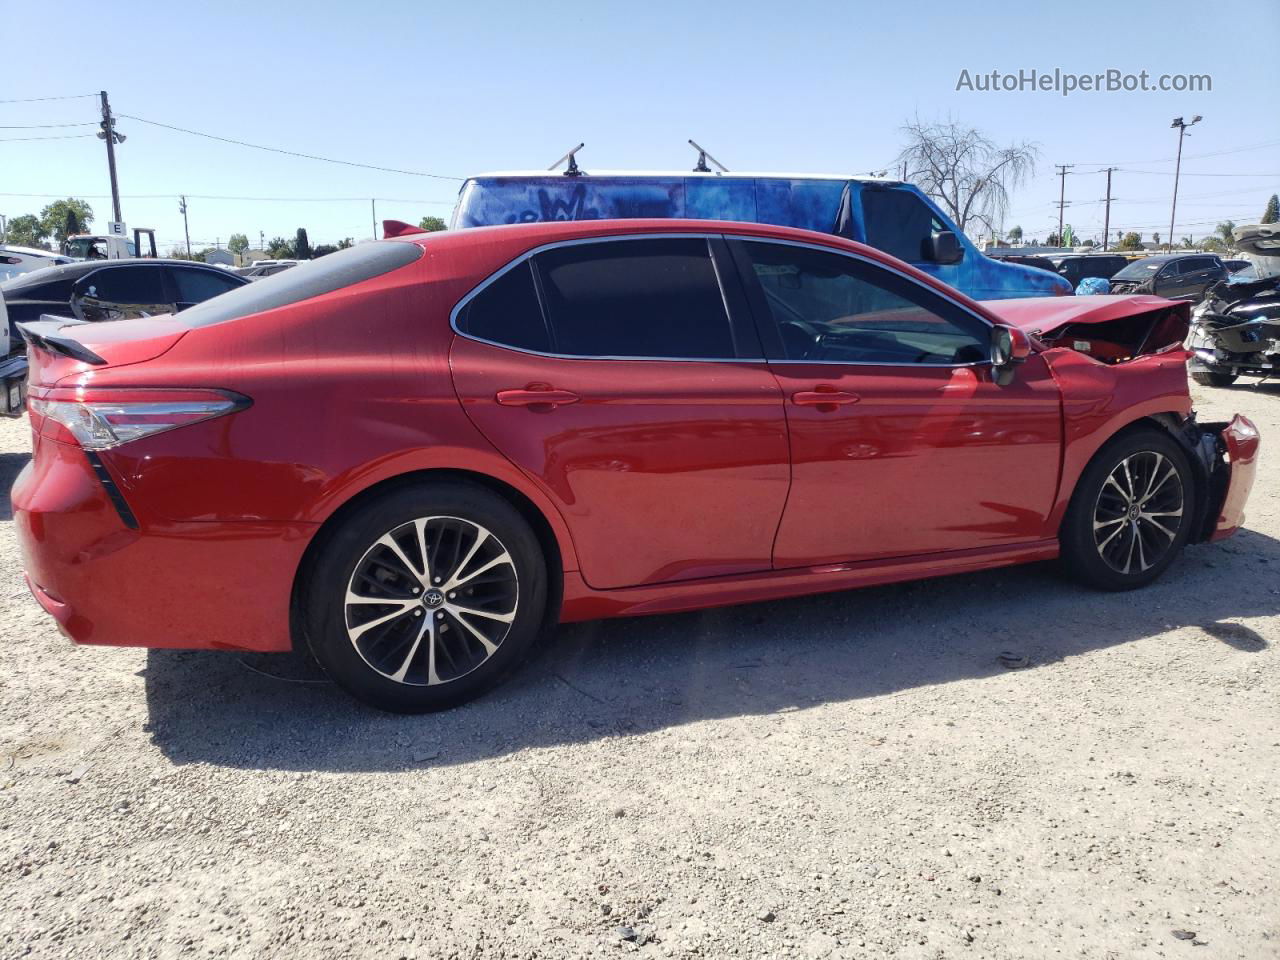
[29,388,250,450]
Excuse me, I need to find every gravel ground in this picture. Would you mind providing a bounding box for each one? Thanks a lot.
[0,382,1276,960]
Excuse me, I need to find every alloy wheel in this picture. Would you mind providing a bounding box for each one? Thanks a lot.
[1092,451,1185,574]
[344,516,518,686]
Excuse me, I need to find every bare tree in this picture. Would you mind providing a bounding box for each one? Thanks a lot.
[896,118,1038,236]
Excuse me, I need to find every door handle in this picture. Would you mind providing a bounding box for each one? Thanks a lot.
[791,388,860,407]
[495,384,581,409]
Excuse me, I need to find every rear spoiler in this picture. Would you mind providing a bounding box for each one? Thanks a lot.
[16,315,106,366]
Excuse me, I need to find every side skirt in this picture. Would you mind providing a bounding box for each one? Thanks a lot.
[559,539,1059,622]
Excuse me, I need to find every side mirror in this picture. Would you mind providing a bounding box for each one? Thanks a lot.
[928,230,964,264]
[990,324,1031,386]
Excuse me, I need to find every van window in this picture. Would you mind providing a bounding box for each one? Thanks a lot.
[532,238,735,359]
[861,188,940,263]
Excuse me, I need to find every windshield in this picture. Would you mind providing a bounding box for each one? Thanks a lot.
[1112,260,1164,280]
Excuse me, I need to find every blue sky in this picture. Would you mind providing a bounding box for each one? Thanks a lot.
[3,0,1277,251]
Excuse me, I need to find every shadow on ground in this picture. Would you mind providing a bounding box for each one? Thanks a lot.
[0,452,30,521]
[144,527,1280,772]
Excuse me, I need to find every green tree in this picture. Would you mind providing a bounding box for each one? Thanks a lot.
[312,244,338,257]
[227,233,250,257]
[1215,220,1236,254]
[39,198,94,245]
[6,214,48,248]
[1007,225,1023,243]
[1117,232,1143,251]
[418,216,447,233]
[267,236,293,259]
[1262,194,1279,225]
[337,237,354,249]
[294,228,311,259]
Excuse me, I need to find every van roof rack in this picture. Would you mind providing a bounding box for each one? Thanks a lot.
[688,139,729,173]
[549,143,585,177]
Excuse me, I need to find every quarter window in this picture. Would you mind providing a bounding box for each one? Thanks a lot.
[532,238,736,359]
[458,261,550,353]
[742,241,988,365]
[170,268,243,303]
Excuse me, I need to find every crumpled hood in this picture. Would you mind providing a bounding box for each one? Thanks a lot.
[977,295,1178,336]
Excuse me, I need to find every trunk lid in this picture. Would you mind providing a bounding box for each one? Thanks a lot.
[21,316,190,387]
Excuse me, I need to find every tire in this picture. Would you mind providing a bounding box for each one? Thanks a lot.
[1060,428,1195,591]
[1191,370,1238,388]
[301,481,548,712]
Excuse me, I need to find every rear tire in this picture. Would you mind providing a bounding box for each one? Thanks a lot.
[1060,428,1195,591]
[1191,370,1237,387]
[301,481,547,712]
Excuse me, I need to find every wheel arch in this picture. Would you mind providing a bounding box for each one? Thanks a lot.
[289,467,568,651]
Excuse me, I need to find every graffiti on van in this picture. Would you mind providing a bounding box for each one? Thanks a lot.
[504,185,600,224]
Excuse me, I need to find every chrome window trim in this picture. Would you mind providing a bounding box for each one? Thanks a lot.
[449,233,765,364]
[732,235,995,369]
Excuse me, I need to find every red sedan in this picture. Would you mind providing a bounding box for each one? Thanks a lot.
[12,220,1259,712]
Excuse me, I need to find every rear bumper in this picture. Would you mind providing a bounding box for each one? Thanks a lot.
[13,439,312,652]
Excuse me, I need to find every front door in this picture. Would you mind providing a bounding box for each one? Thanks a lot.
[729,238,1062,568]
[450,236,790,590]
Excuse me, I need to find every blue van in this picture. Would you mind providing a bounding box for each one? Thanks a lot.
[451,172,1071,300]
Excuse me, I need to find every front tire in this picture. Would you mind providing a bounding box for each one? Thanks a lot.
[1060,429,1195,591]
[301,482,547,712]
[1191,370,1238,387]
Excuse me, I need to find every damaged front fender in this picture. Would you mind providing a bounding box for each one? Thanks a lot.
[1186,414,1261,542]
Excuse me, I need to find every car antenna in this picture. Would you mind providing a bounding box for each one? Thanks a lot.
[549,143,586,177]
[688,139,729,173]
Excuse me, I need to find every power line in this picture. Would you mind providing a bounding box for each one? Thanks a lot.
[0,122,97,129]
[1073,138,1280,168]
[0,133,97,142]
[1118,170,1280,178]
[0,191,453,204]
[0,93,97,104]
[118,113,465,181]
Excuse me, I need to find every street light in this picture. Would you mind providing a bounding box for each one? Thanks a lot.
[1169,115,1202,252]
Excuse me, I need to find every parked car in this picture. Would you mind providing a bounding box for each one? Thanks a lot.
[12,221,1258,713]
[1,259,248,415]
[236,259,301,280]
[1048,254,1130,287]
[0,245,74,282]
[452,171,1074,300]
[1107,254,1228,300]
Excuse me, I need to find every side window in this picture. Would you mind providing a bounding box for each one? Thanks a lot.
[171,268,243,303]
[79,266,168,305]
[742,241,989,365]
[860,188,939,263]
[457,260,550,353]
[532,238,736,358]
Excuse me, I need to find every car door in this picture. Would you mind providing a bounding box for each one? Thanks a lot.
[728,237,1063,568]
[450,235,791,590]
[71,265,175,322]
[166,265,245,311]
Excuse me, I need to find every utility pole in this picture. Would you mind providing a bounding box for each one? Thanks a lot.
[1054,164,1073,248]
[97,91,124,226]
[371,199,377,240]
[1100,168,1116,251]
[178,196,192,258]
[259,230,265,255]
[1169,116,1202,253]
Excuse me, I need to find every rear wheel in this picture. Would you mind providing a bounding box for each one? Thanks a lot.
[302,482,547,712]
[1060,429,1195,590]
[1191,370,1238,387]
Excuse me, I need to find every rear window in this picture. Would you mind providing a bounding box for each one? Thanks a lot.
[178,242,423,327]
[170,267,244,302]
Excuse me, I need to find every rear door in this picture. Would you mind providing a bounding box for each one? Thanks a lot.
[166,265,245,311]
[450,235,791,590]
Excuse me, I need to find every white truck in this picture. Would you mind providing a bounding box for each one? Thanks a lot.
[61,225,158,260]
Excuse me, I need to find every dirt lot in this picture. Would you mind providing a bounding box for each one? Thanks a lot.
[0,382,1275,960]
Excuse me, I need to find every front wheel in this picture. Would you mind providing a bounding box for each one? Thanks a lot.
[1191,370,1238,387]
[1060,429,1195,590]
[301,482,548,712]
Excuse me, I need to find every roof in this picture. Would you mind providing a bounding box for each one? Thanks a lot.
[469,170,897,183]
[0,257,248,293]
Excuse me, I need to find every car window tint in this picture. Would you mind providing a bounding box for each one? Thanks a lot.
[743,241,988,365]
[458,260,550,353]
[860,188,937,263]
[533,238,735,359]
[80,266,167,304]
[171,268,243,303]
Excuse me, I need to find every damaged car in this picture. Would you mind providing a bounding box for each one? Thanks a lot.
[1187,223,1280,386]
[12,220,1259,713]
